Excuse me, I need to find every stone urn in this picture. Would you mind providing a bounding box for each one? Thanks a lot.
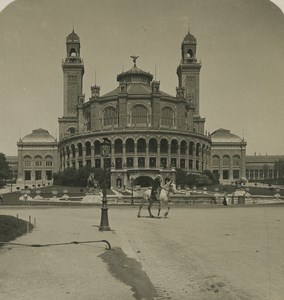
[52,190,58,198]
[34,189,43,200]
[62,190,69,200]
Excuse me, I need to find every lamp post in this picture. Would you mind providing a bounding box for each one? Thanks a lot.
[130,177,134,205]
[99,138,111,231]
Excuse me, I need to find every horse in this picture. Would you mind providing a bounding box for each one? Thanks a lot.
[137,180,177,218]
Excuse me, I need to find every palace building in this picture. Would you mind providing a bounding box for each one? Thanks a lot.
[17,30,259,187]
[57,30,211,187]
[210,128,246,182]
[17,128,59,186]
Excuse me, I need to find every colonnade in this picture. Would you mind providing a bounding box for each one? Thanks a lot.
[59,137,211,173]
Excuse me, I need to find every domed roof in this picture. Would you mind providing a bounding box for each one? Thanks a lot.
[117,65,153,83]
[66,30,80,43]
[22,128,56,143]
[211,128,242,143]
[183,31,197,43]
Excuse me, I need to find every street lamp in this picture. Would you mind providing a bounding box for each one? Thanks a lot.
[130,177,134,205]
[99,138,111,231]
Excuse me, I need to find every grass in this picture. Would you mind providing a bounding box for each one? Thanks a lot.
[0,183,283,206]
[206,184,284,196]
[0,185,115,205]
[0,215,33,246]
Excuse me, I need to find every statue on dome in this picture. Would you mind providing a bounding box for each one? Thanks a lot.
[130,55,139,66]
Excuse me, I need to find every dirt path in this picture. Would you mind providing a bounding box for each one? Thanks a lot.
[0,206,283,299]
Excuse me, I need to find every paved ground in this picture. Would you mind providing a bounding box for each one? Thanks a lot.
[0,204,284,300]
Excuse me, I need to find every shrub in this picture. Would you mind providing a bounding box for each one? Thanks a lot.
[53,166,106,187]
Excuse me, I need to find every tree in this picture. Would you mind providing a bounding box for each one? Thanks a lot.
[0,153,10,187]
[53,166,105,187]
[175,168,219,188]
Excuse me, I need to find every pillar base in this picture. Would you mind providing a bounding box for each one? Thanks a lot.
[99,206,111,231]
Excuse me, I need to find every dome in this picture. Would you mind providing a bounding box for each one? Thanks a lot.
[22,128,56,143]
[117,65,153,84]
[183,31,197,43]
[211,128,242,143]
[66,30,80,43]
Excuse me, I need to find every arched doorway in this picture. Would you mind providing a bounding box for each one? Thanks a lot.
[134,176,153,187]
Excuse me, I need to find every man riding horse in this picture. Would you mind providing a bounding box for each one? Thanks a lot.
[151,174,163,202]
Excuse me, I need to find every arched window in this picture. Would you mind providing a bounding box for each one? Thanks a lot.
[180,140,187,155]
[160,139,168,154]
[187,49,194,58]
[103,106,117,126]
[212,156,220,167]
[189,141,194,155]
[223,156,230,166]
[149,138,157,153]
[94,141,100,155]
[35,155,42,167]
[233,155,240,166]
[115,139,123,154]
[170,140,178,154]
[137,138,146,153]
[66,146,70,159]
[202,144,206,158]
[45,156,53,167]
[161,107,174,127]
[68,127,76,135]
[69,48,77,58]
[126,139,134,153]
[71,144,76,158]
[77,143,83,156]
[131,105,148,125]
[24,155,32,167]
[85,141,91,156]
[196,143,201,157]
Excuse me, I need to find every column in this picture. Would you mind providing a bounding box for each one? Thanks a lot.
[146,141,149,168]
[75,148,79,169]
[229,156,233,180]
[219,157,223,180]
[134,141,138,168]
[177,144,181,168]
[122,142,126,166]
[167,142,171,168]
[192,146,196,171]
[91,145,95,167]
[111,142,115,166]
[82,146,86,166]
[157,142,161,168]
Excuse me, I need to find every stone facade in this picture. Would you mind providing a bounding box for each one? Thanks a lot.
[245,155,284,181]
[17,129,59,186]
[211,128,246,183]
[58,30,211,187]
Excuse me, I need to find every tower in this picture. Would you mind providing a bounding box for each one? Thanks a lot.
[176,31,201,117]
[59,30,85,140]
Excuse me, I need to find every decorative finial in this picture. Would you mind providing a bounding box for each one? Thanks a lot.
[155,65,157,80]
[130,55,139,66]
[95,70,96,85]
[72,20,75,32]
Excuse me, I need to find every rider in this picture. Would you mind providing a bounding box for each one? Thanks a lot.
[151,174,163,202]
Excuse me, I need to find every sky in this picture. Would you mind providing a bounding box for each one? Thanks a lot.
[0,0,283,156]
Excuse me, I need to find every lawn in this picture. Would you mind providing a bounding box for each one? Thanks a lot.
[0,215,33,246]
[206,184,284,196]
[0,185,115,205]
